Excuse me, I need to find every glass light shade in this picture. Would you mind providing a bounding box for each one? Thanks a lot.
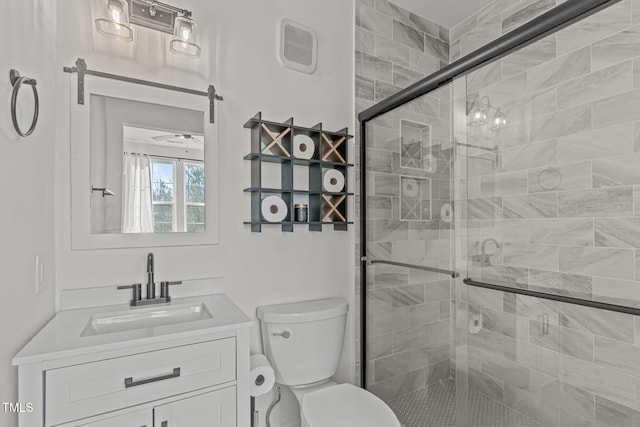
[468,108,488,127]
[95,0,133,42]
[491,110,507,130]
[170,16,201,58]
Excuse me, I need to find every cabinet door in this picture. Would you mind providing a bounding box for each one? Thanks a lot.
[73,409,151,426]
[154,387,236,427]
[46,338,236,426]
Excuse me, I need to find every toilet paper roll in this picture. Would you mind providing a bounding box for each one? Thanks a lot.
[250,354,276,397]
[323,169,345,193]
[294,134,315,160]
[468,312,483,335]
[440,203,453,223]
[401,178,419,197]
[425,154,437,172]
[261,196,288,222]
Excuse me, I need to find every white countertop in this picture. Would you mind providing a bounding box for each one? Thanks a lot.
[13,292,252,366]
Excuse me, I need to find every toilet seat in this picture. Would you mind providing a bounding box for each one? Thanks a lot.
[301,383,400,427]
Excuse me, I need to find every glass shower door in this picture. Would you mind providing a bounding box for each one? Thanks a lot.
[362,83,457,426]
[454,1,640,424]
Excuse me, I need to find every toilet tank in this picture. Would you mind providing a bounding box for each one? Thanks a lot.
[257,298,348,386]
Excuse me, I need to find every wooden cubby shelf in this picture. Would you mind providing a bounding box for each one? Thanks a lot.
[243,112,353,232]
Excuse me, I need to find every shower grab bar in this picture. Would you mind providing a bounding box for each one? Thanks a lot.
[463,278,640,317]
[369,259,459,278]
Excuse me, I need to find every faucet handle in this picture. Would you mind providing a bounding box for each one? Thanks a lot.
[160,281,182,300]
[117,284,142,304]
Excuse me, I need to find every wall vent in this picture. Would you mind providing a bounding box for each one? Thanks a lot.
[279,19,317,74]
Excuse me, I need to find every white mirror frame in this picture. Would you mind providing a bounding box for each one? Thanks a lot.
[70,75,220,249]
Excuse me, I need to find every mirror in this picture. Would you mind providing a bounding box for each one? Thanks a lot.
[70,74,219,249]
[89,95,205,234]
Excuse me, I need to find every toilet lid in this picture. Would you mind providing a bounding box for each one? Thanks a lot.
[301,383,400,427]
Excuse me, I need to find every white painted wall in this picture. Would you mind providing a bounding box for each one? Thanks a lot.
[53,1,355,426]
[0,1,57,425]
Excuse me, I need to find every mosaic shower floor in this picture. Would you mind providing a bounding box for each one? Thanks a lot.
[388,380,542,427]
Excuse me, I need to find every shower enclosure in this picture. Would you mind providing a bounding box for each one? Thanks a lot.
[359,0,640,425]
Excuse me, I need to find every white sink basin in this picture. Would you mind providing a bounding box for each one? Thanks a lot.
[81,302,212,336]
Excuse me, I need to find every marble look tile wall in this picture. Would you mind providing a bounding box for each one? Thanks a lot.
[362,97,455,400]
[454,0,640,425]
[354,0,452,401]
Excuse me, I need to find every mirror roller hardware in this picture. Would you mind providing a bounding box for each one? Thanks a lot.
[208,85,224,124]
[75,58,86,105]
[62,57,223,123]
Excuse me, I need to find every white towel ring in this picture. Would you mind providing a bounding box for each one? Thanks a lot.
[10,69,39,137]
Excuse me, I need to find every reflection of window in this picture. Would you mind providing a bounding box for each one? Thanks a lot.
[184,163,205,232]
[150,159,205,232]
[151,160,176,232]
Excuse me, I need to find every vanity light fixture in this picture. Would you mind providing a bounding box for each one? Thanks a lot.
[491,108,507,130]
[170,16,201,58]
[468,96,489,127]
[94,0,202,58]
[95,0,134,42]
[467,96,507,130]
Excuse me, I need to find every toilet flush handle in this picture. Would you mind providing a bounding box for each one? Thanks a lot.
[271,329,291,338]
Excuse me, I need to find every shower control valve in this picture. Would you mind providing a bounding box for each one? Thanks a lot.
[271,330,291,339]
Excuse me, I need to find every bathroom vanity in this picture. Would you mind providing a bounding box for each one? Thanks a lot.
[13,280,251,427]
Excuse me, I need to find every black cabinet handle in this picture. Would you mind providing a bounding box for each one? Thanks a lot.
[124,367,180,388]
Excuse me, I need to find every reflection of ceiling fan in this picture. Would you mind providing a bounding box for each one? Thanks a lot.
[151,133,203,144]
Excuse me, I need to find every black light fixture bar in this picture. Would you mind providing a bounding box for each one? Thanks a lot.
[136,0,191,17]
[128,0,192,34]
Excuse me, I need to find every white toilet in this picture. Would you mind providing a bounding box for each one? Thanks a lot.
[257,298,401,427]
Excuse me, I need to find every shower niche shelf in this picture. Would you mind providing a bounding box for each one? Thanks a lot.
[243,112,353,232]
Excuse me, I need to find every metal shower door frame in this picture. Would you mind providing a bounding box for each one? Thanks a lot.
[357,0,622,389]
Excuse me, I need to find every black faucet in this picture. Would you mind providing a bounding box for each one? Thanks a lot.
[118,252,182,306]
[147,252,155,299]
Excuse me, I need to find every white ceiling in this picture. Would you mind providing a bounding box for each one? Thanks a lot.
[390,0,497,28]
[123,125,204,151]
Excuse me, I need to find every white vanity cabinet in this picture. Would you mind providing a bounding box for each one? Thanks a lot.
[153,387,237,427]
[13,290,251,427]
[69,386,236,427]
[46,338,236,425]
[73,409,151,426]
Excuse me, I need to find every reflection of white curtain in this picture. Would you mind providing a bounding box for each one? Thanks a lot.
[122,153,153,233]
